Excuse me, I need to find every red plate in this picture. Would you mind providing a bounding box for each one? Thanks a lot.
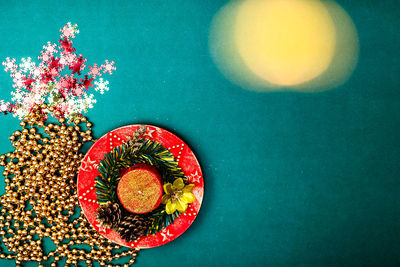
[77,125,204,249]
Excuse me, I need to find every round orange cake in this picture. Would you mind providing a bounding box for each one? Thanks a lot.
[117,166,163,214]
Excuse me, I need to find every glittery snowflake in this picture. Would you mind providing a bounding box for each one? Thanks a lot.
[94,78,109,94]
[0,22,116,121]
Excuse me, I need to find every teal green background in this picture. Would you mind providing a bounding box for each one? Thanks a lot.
[0,0,399,266]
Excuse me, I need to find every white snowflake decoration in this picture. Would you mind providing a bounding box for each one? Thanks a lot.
[60,22,79,39]
[0,100,10,113]
[43,42,58,55]
[14,107,28,120]
[2,57,17,72]
[94,78,109,94]
[83,93,97,110]
[103,60,116,75]
[1,22,115,120]
[11,89,25,102]
[19,57,35,73]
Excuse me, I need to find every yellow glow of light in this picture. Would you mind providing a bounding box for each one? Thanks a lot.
[298,0,359,91]
[209,0,359,92]
[235,0,336,86]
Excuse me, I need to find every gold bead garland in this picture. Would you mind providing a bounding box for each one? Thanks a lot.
[0,104,139,266]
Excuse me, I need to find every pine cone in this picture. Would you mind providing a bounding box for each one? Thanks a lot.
[116,214,148,243]
[96,201,122,229]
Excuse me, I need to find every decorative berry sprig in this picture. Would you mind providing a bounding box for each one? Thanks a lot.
[0,22,116,121]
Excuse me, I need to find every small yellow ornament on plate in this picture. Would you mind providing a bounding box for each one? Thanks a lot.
[162,178,196,214]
